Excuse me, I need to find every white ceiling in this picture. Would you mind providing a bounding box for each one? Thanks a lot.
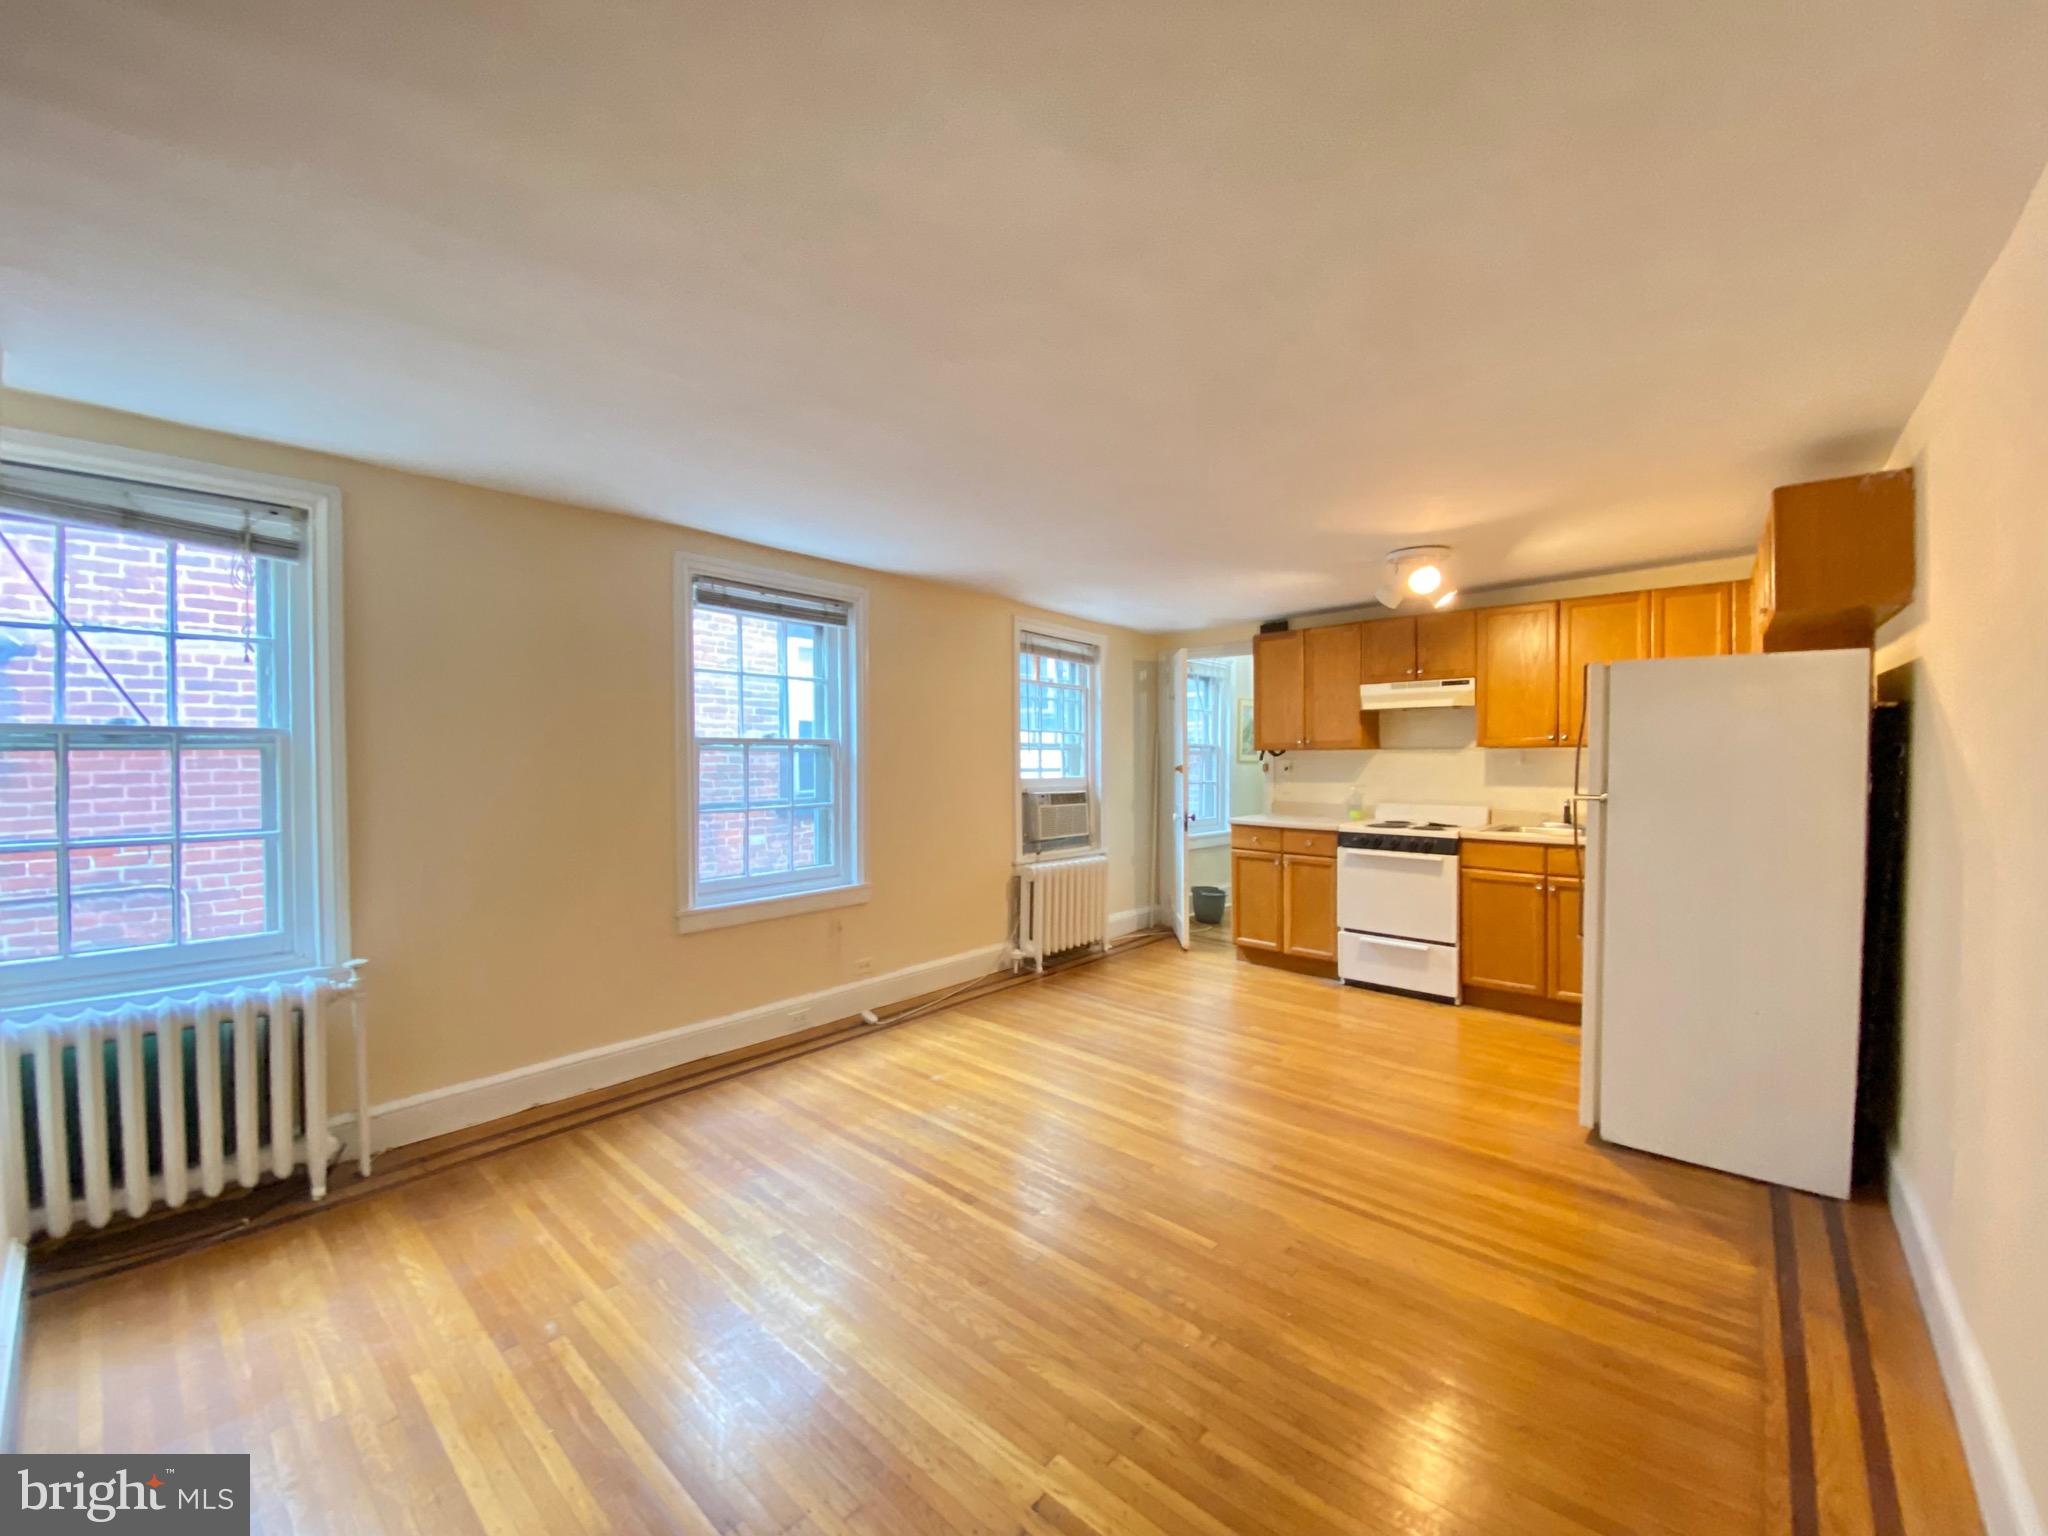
[4,3,2046,630]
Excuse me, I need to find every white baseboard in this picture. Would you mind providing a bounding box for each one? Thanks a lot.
[0,1239,25,1452]
[352,940,1015,1154]
[340,911,1167,1158]
[1889,1161,2043,1536]
[1108,905,1158,940]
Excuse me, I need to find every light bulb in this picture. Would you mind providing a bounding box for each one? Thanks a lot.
[1406,564,1443,596]
[1432,588,1459,609]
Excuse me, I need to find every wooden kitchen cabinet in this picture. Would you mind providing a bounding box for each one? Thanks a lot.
[1547,876,1583,1003]
[1462,839,1583,1012]
[1414,609,1477,679]
[1303,623,1377,748]
[1558,591,1651,747]
[1231,849,1283,951]
[1253,625,1377,751]
[1358,617,1416,683]
[1649,582,1733,659]
[1230,825,1337,964]
[1281,854,1338,960]
[1475,602,1560,747]
[1458,868,1548,994]
[1754,470,1914,651]
[1731,578,1756,653]
[1252,631,1305,751]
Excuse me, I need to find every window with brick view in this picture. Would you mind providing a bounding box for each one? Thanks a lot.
[0,453,334,1007]
[680,565,861,917]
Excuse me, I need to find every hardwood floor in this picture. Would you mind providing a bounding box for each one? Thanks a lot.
[22,940,1979,1534]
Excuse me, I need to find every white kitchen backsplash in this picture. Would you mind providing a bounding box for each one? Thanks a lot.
[1262,707,1579,821]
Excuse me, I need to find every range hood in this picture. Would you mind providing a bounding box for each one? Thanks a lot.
[1359,677,1477,710]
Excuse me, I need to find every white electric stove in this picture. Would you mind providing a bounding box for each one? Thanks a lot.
[1336,801,1489,1001]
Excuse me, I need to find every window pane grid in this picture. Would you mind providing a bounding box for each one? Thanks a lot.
[688,585,854,905]
[0,724,284,961]
[0,513,286,967]
[1018,671,1093,782]
[1185,664,1229,836]
[1,518,276,731]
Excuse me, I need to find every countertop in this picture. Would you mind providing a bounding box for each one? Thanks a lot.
[1227,811,1357,833]
[1231,812,1583,846]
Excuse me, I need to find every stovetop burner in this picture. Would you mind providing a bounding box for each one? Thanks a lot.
[1368,819,1457,831]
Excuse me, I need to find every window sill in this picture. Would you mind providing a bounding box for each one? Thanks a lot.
[1187,831,1231,850]
[676,882,872,934]
[0,956,350,1026]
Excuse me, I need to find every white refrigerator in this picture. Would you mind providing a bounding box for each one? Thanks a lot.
[1576,649,1870,1198]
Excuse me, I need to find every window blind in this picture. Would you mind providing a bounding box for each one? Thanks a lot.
[1019,631,1100,665]
[0,460,308,561]
[691,573,851,627]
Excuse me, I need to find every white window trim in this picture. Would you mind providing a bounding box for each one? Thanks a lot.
[1012,615,1106,862]
[0,427,350,1015]
[674,553,868,932]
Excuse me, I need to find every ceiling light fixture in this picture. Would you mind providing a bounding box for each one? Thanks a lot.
[1376,546,1456,610]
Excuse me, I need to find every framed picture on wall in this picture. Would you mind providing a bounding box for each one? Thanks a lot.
[1236,699,1257,762]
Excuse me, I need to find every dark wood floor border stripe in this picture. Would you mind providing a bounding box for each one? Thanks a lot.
[1771,1186,1820,1536]
[1824,1200,1906,1536]
[28,933,1168,1295]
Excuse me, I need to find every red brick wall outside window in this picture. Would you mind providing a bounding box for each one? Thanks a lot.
[689,604,838,891]
[0,513,282,966]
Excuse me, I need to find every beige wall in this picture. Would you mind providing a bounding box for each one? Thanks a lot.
[1269,710,1579,822]
[0,388,1161,1104]
[1873,158,2048,1525]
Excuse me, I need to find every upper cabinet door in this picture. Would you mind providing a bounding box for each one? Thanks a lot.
[1414,609,1478,679]
[1303,624,1377,749]
[1730,578,1756,654]
[1649,583,1732,659]
[1254,630,1306,750]
[1558,591,1651,747]
[1357,618,1416,683]
[1475,602,1560,747]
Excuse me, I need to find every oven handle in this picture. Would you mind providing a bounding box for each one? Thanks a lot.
[1352,934,1434,952]
[1339,848,1451,864]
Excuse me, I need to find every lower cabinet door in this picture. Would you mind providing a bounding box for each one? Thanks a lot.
[1547,877,1583,1002]
[1281,854,1337,960]
[1232,851,1283,951]
[1459,870,1548,994]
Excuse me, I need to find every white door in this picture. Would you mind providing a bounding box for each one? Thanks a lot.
[1167,648,1190,948]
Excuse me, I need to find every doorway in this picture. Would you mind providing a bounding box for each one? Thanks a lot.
[1161,643,1257,946]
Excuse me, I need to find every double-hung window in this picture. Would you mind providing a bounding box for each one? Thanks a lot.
[0,438,346,1012]
[678,560,864,928]
[1016,623,1103,856]
[1185,660,1229,837]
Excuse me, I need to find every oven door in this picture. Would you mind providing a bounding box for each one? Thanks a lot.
[1336,845,1458,944]
[1339,930,1460,1000]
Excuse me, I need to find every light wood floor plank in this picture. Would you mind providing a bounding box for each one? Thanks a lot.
[22,939,1980,1533]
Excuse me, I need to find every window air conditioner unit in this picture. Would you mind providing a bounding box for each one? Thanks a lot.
[1023,789,1092,849]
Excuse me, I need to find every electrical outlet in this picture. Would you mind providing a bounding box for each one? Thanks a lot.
[852,957,874,977]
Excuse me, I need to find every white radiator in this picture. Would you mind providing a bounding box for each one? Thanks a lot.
[0,969,369,1245]
[1015,856,1110,971]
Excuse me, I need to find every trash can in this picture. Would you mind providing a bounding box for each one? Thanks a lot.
[1190,885,1227,925]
